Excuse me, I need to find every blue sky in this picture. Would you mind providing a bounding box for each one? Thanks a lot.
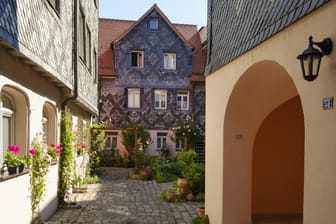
[98,0,207,29]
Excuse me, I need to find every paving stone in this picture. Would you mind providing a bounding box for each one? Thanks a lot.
[47,167,202,223]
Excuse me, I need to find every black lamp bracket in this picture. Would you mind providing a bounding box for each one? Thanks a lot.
[311,36,333,56]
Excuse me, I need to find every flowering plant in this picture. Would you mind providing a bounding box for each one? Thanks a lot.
[47,143,63,159]
[77,143,87,155]
[172,117,204,150]
[4,145,26,167]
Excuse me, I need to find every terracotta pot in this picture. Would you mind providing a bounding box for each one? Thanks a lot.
[197,207,205,217]
[177,178,189,188]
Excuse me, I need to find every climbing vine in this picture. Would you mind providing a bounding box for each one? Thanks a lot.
[58,110,74,203]
[30,134,50,223]
[89,123,105,175]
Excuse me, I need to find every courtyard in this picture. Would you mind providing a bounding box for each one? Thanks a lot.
[47,167,203,224]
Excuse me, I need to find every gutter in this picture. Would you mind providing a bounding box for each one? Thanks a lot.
[62,0,78,109]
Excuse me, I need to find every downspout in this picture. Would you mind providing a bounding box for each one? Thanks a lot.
[62,0,78,109]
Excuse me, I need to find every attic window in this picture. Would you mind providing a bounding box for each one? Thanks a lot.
[150,18,159,30]
[131,51,144,68]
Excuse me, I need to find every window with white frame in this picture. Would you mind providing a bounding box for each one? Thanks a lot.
[177,91,189,110]
[157,133,167,150]
[164,53,176,70]
[175,139,182,151]
[42,109,48,142]
[79,9,85,60]
[128,88,140,108]
[150,18,158,30]
[105,132,118,149]
[85,25,91,69]
[154,89,167,109]
[131,51,144,68]
[1,95,14,163]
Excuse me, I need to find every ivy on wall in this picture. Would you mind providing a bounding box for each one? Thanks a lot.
[58,110,74,203]
[30,134,50,223]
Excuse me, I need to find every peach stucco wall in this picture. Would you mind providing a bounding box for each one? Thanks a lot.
[252,96,304,216]
[205,2,336,224]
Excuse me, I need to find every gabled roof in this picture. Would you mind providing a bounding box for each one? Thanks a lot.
[114,4,193,49]
[98,5,206,79]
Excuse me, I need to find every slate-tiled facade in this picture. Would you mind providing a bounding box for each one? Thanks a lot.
[0,0,98,113]
[99,5,205,153]
[206,0,329,75]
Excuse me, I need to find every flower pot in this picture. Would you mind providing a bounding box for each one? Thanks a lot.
[7,164,24,175]
[7,166,17,175]
[177,178,189,188]
[197,207,205,217]
[166,191,179,202]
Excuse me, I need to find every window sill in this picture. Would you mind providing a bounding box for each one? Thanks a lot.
[0,162,58,183]
[0,169,29,182]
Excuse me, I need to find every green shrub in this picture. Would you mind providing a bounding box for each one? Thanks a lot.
[176,150,197,173]
[182,163,205,194]
[191,216,202,224]
[83,175,99,184]
[151,158,181,183]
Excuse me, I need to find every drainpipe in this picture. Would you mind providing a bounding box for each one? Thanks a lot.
[62,0,78,109]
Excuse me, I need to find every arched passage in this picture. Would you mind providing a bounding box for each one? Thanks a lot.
[223,60,304,224]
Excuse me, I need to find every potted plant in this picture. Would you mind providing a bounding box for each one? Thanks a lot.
[197,206,205,217]
[4,144,26,174]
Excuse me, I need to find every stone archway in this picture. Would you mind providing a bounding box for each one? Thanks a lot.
[223,60,304,224]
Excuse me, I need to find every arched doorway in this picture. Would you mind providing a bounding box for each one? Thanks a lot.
[223,61,304,224]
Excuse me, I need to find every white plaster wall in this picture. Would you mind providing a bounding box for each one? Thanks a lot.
[0,164,59,224]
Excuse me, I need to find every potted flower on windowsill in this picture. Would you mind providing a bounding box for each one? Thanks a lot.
[47,143,62,163]
[4,144,26,175]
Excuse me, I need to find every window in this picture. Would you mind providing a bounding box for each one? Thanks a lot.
[105,132,118,149]
[177,91,189,110]
[85,25,91,69]
[164,53,176,69]
[176,139,182,151]
[42,103,57,144]
[128,88,140,108]
[157,133,167,150]
[150,18,159,30]
[131,51,144,68]
[1,95,14,163]
[154,89,167,109]
[46,0,60,14]
[79,10,85,60]
[94,49,98,82]
[42,109,48,142]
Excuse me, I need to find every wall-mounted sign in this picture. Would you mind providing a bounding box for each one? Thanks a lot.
[323,96,334,110]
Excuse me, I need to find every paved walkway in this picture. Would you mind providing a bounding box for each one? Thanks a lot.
[47,167,203,224]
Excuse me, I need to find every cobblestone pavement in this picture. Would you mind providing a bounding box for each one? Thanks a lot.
[47,167,203,224]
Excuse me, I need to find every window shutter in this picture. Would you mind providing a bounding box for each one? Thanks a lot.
[140,88,144,108]
[124,88,128,108]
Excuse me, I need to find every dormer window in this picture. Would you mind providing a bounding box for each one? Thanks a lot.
[150,18,159,30]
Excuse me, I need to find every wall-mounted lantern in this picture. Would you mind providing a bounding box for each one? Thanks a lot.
[297,36,333,81]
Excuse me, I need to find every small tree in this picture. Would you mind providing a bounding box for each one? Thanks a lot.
[89,123,105,175]
[173,117,204,150]
[121,123,151,170]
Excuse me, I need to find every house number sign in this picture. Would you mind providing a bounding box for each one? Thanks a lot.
[323,96,334,110]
